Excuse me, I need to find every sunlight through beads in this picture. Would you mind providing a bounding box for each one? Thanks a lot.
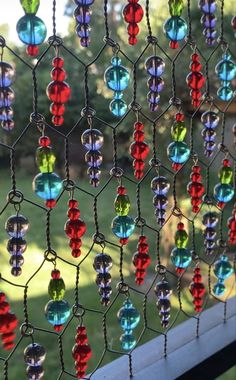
[214,158,234,208]
[0,292,18,351]
[123,0,144,45]
[186,53,205,107]
[74,0,95,47]
[132,235,150,285]
[117,298,140,350]
[151,175,170,225]
[201,110,219,157]
[187,163,205,213]
[199,0,217,46]
[129,121,150,179]
[213,254,233,296]
[189,266,205,312]
[154,275,172,328]
[171,222,192,274]
[64,198,86,258]
[215,53,236,101]
[93,250,113,305]
[164,0,187,49]
[202,211,219,255]
[0,60,15,131]
[145,55,165,111]
[24,342,46,380]
[72,324,92,379]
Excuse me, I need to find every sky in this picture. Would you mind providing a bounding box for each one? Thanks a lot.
[0,0,71,43]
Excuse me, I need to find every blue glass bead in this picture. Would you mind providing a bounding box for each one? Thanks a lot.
[151,176,170,195]
[120,333,136,350]
[104,64,130,92]
[214,255,233,280]
[214,183,234,203]
[163,16,188,41]
[117,299,140,331]
[110,99,127,117]
[147,77,164,92]
[170,247,192,269]
[145,56,165,77]
[16,14,47,45]
[33,172,62,200]
[0,88,15,107]
[215,57,236,81]
[217,87,234,101]
[75,0,94,5]
[45,300,71,326]
[213,282,225,296]
[0,63,15,87]
[111,56,122,66]
[85,150,103,167]
[199,0,217,13]
[74,6,91,24]
[5,215,29,238]
[111,215,135,239]
[81,129,104,150]
[167,141,190,164]
[147,91,160,105]
[201,111,219,129]
[114,91,123,99]
[7,237,27,255]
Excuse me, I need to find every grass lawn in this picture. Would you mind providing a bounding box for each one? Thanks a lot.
[0,169,234,379]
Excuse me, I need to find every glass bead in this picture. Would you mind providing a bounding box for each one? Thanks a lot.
[11,267,22,276]
[202,212,218,228]
[171,247,192,268]
[46,81,71,103]
[147,91,160,105]
[147,77,164,92]
[120,333,136,350]
[9,254,24,267]
[33,172,62,200]
[0,107,13,121]
[201,14,217,28]
[175,230,188,248]
[167,141,190,163]
[154,280,172,297]
[171,121,187,142]
[153,194,168,208]
[0,88,15,107]
[169,0,183,16]
[145,56,165,77]
[110,99,127,117]
[24,343,46,366]
[65,219,86,239]
[213,282,225,296]
[214,255,233,280]
[26,365,44,379]
[217,87,233,101]
[7,237,27,255]
[5,215,29,238]
[36,147,56,173]
[199,0,217,13]
[74,6,91,24]
[111,56,121,66]
[163,17,188,41]
[117,299,140,330]
[51,67,66,81]
[186,72,205,90]
[151,176,170,195]
[214,183,234,203]
[123,3,144,23]
[0,62,15,88]
[81,129,104,150]
[16,15,47,45]
[45,300,71,326]
[201,128,216,141]
[20,0,40,14]
[104,64,130,92]
[201,111,219,128]
[85,150,103,167]
[48,278,66,301]
[76,24,91,38]
[87,167,101,179]
[215,58,236,81]
[203,28,217,39]
[93,253,112,273]
[219,166,233,184]
[75,0,95,4]
[111,215,135,238]
[114,194,131,216]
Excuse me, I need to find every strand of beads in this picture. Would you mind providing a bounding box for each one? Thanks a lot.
[16,0,47,56]
[187,162,205,213]
[104,56,130,117]
[154,273,172,328]
[24,342,46,380]
[202,211,219,255]
[215,52,236,101]
[132,235,150,285]
[201,110,219,157]
[5,212,29,276]
[163,0,188,49]
[0,60,15,131]
[74,0,94,47]
[213,254,233,296]
[214,158,234,209]
[186,52,205,108]
[46,56,71,127]
[199,0,217,46]
[93,249,113,305]
[167,112,190,171]
[45,269,71,331]
[81,126,104,187]
[189,266,205,312]
[72,323,92,379]
[227,203,236,245]
[111,185,135,245]
[33,135,62,208]
[151,175,170,226]
[171,221,192,274]
[129,121,150,179]
[0,292,18,350]
[117,298,140,350]
[64,198,86,258]
[145,55,165,111]
[123,0,144,45]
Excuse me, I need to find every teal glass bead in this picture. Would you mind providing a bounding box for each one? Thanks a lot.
[214,183,234,203]
[16,14,47,45]
[170,247,192,269]
[213,255,233,281]
[215,55,236,81]
[120,333,136,350]
[167,141,190,164]
[109,99,127,117]
[104,59,130,92]
[45,300,71,327]
[111,215,135,238]
[213,282,226,296]
[163,16,188,41]
[117,299,140,331]
[217,87,234,101]
[33,172,62,200]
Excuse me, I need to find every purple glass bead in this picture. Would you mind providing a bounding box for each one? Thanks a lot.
[0,88,15,107]
[203,28,217,39]
[201,128,216,141]
[147,77,164,93]
[147,91,160,105]
[80,37,90,47]
[76,24,91,38]
[199,0,217,14]
[145,56,165,77]
[75,0,94,5]
[201,111,219,129]
[74,6,91,24]
[201,14,217,28]
[1,120,14,131]
[0,106,13,121]
[204,141,216,151]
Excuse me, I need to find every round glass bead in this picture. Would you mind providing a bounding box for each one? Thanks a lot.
[74,6,91,24]
[93,253,112,273]
[33,172,62,200]
[26,365,44,379]
[147,92,160,105]
[154,280,172,297]
[110,99,127,117]
[48,278,66,301]
[24,343,46,366]
[36,147,56,173]
[76,24,91,38]
[213,282,225,296]
[0,62,15,89]
[20,0,40,14]
[0,88,15,107]
[201,111,219,128]
[114,194,131,216]
[163,16,188,41]
[202,212,218,228]
[167,141,190,163]
[7,237,27,254]
[81,129,104,150]
[214,255,233,280]
[145,56,165,77]
[111,215,135,238]
[16,15,47,45]
[217,87,234,101]
[201,14,217,28]
[45,300,71,326]
[5,215,29,238]
[147,77,164,92]
[85,150,103,167]
[0,107,13,121]
[9,254,24,267]
[151,176,170,195]
[104,64,130,92]
[214,183,234,203]
[117,299,140,330]
[120,333,136,350]
[199,0,217,13]
[46,81,71,103]
[215,57,236,81]
[170,247,192,268]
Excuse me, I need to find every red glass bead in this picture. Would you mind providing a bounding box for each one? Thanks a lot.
[187,53,205,107]
[223,158,230,167]
[188,183,204,197]
[65,199,86,257]
[2,332,16,344]
[65,220,86,239]
[133,130,145,142]
[70,238,82,250]
[118,186,126,195]
[190,90,202,100]
[50,103,65,116]
[172,163,182,171]
[26,45,39,57]
[175,112,185,121]
[192,165,201,173]
[52,115,64,126]
[187,72,205,90]
[0,302,10,315]
[0,294,5,303]
[191,53,199,61]
[218,201,225,209]
[133,160,145,170]
[51,269,60,279]
[130,121,149,178]
[47,82,71,103]
[53,57,64,68]
[134,169,143,179]
[130,141,150,160]
[120,237,128,245]
[69,199,79,208]
[68,208,81,220]
[0,293,18,351]
[133,235,150,285]
[72,324,92,379]
[127,23,139,36]
[187,164,204,212]
[72,249,81,258]
[176,267,185,274]
[191,62,202,72]
[170,40,179,49]
[129,36,138,45]
[51,67,66,81]
[54,324,63,332]
[46,199,57,208]
[134,122,144,131]
[123,3,144,24]
[177,222,184,230]
[39,136,51,147]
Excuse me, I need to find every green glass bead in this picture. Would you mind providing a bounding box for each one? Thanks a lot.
[175,229,188,248]
[171,121,187,142]
[169,0,184,16]
[114,194,131,216]
[48,278,65,301]
[36,147,56,173]
[20,0,40,14]
[219,166,233,184]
